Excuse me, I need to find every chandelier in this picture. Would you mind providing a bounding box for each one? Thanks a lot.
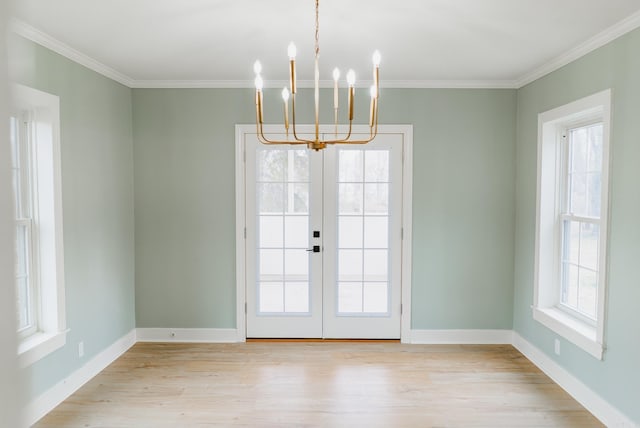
[252,0,381,151]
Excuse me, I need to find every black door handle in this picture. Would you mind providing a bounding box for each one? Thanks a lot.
[306,245,321,253]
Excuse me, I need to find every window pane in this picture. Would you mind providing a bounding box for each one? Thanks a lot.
[563,220,580,265]
[569,173,587,216]
[364,150,389,182]
[578,268,597,318]
[570,128,588,173]
[338,216,363,248]
[258,150,286,182]
[587,172,601,218]
[579,223,599,271]
[338,150,363,182]
[15,224,28,276]
[338,282,363,313]
[562,264,579,308]
[16,276,30,330]
[284,282,309,313]
[587,125,603,171]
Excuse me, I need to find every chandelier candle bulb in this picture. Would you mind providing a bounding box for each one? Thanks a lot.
[373,50,381,98]
[333,68,340,109]
[251,0,379,150]
[254,75,264,124]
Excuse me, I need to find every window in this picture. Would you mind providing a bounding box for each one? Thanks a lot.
[534,90,611,360]
[11,84,67,367]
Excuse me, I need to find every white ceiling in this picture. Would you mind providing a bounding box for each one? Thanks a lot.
[10,0,640,88]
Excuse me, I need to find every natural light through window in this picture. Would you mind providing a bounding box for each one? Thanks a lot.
[11,84,67,367]
[534,90,611,360]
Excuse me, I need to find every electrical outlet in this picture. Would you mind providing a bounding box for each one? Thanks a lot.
[78,341,84,358]
[554,338,560,355]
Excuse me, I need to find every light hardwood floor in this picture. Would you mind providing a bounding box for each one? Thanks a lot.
[34,342,603,427]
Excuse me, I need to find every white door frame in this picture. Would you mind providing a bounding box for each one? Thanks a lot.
[235,124,413,343]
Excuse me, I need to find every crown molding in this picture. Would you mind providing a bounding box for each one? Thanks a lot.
[9,19,135,88]
[132,79,519,89]
[9,10,640,91]
[515,9,640,88]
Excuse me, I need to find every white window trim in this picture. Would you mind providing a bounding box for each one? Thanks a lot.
[12,84,67,367]
[533,89,611,360]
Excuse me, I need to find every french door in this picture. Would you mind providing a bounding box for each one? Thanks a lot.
[241,127,406,339]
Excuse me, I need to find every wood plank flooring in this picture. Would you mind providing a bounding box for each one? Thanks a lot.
[34,342,603,427]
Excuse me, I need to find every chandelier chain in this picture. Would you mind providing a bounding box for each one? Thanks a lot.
[315,0,320,57]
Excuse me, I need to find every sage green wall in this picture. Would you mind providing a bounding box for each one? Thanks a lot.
[8,35,135,402]
[0,4,22,426]
[513,28,640,423]
[132,87,517,330]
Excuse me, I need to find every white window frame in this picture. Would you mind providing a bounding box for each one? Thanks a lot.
[533,89,611,360]
[11,84,67,367]
[11,113,39,339]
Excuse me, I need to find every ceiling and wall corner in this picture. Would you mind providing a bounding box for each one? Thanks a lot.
[8,0,640,89]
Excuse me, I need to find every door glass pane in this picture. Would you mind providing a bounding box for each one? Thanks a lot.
[364,250,388,281]
[338,282,363,313]
[364,150,389,182]
[258,150,286,182]
[257,148,311,314]
[363,282,388,313]
[260,249,283,278]
[338,150,363,182]
[364,216,388,248]
[258,183,284,213]
[338,216,363,248]
[338,249,363,281]
[284,216,308,248]
[336,148,391,315]
[260,282,284,312]
[259,216,283,248]
[364,183,388,214]
[285,282,309,312]
[338,183,363,214]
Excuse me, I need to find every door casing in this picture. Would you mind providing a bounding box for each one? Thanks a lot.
[235,124,413,342]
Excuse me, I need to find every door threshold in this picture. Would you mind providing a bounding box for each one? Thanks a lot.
[246,338,400,343]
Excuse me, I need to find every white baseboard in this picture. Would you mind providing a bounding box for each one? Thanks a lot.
[24,328,136,426]
[512,332,637,428]
[409,329,513,344]
[136,328,240,343]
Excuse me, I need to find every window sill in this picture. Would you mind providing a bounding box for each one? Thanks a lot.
[18,330,68,367]
[533,307,603,360]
